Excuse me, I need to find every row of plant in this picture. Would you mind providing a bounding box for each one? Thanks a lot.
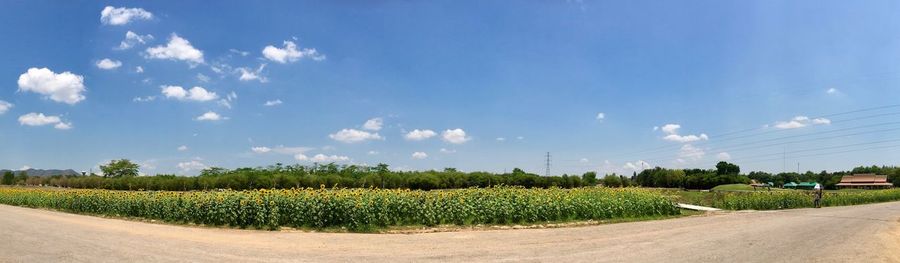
[712,189,900,210]
[0,186,679,231]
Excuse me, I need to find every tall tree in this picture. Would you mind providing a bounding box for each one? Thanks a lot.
[99,159,140,178]
[1,171,13,185]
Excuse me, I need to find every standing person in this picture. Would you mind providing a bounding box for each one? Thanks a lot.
[813,183,823,208]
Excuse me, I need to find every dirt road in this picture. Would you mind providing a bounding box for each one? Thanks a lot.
[2,202,899,263]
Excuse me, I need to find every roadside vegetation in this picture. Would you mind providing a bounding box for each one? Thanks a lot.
[0,186,678,231]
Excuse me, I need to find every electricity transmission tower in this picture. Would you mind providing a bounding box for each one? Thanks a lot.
[545,152,551,177]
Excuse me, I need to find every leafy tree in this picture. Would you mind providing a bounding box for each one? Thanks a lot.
[581,172,598,186]
[1,171,13,185]
[716,161,740,175]
[100,159,140,178]
[602,174,622,187]
[15,171,28,185]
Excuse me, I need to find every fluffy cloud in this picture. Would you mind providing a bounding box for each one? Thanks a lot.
[404,129,436,141]
[145,34,204,65]
[96,58,122,70]
[262,40,325,63]
[411,152,428,159]
[176,160,207,172]
[717,152,732,161]
[160,86,218,102]
[195,111,225,121]
[442,129,471,144]
[439,148,456,154]
[0,100,12,114]
[773,116,831,129]
[295,153,350,162]
[135,66,144,73]
[133,96,155,102]
[18,112,72,130]
[363,117,383,131]
[826,88,840,95]
[237,64,267,83]
[251,145,311,155]
[658,123,708,143]
[251,146,271,153]
[596,112,605,121]
[100,6,153,25]
[329,129,383,143]
[264,99,283,106]
[118,31,153,50]
[677,144,705,161]
[623,160,650,171]
[177,145,188,151]
[17,67,86,105]
[496,137,506,141]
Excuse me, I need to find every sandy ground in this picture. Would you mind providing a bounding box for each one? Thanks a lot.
[1,202,899,263]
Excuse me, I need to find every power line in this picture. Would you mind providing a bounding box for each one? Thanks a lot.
[607,104,900,160]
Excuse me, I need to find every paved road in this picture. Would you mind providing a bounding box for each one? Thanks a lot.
[1,202,899,263]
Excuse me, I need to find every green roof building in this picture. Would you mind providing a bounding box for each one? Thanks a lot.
[783,182,798,188]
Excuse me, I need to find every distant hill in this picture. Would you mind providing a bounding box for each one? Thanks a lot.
[0,169,80,177]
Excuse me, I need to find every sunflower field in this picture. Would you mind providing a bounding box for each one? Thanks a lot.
[713,189,900,210]
[0,186,678,231]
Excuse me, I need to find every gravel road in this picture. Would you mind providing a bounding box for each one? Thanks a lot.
[1,202,899,263]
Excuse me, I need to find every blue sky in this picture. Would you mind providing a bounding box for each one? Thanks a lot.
[1,1,900,175]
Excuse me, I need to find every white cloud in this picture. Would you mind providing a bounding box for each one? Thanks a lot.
[663,133,709,143]
[329,129,383,143]
[18,112,71,130]
[363,117,383,131]
[145,34,204,65]
[367,150,379,155]
[17,67,86,105]
[773,116,831,129]
[218,91,237,109]
[135,66,144,73]
[262,40,325,63]
[717,152,732,161]
[251,146,271,153]
[660,124,680,134]
[411,152,428,159]
[517,136,525,140]
[196,73,210,83]
[54,122,73,130]
[96,58,122,70]
[580,158,589,163]
[442,128,471,144]
[237,64,268,83]
[132,96,155,102]
[678,144,705,161]
[251,145,311,155]
[623,160,650,171]
[812,118,831,125]
[264,99,283,106]
[0,100,12,114]
[177,145,189,151]
[100,6,153,25]
[295,153,350,162]
[195,111,225,121]
[229,49,249,56]
[404,129,437,141]
[118,31,153,50]
[658,123,708,143]
[496,137,506,141]
[826,88,840,95]
[596,112,605,121]
[176,160,207,172]
[160,86,218,102]
[439,148,456,154]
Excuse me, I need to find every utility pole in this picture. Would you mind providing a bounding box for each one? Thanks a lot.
[797,162,800,174]
[545,152,551,177]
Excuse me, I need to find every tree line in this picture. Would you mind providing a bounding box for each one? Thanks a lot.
[3,159,898,191]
